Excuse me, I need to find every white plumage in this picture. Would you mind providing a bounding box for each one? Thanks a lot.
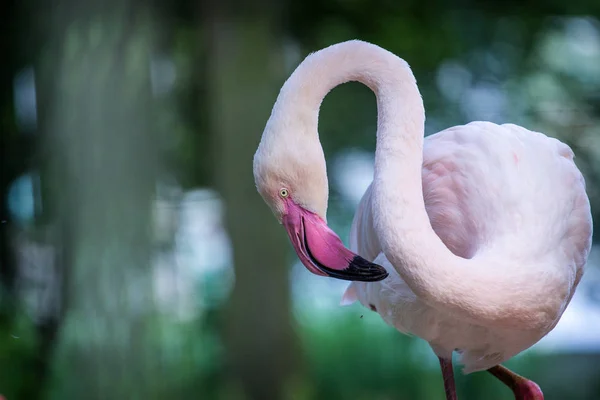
[344,121,591,373]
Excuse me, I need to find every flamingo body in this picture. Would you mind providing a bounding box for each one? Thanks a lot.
[344,121,591,373]
[254,40,593,398]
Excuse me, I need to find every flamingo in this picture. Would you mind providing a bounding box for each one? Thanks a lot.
[253,40,593,399]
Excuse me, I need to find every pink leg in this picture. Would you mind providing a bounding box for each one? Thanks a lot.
[487,365,544,400]
[438,357,458,400]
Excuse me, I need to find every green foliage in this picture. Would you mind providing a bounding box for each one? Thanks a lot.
[0,312,39,398]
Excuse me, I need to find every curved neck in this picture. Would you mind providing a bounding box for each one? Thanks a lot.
[273,41,424,137]
[279,40,449,280]
[277,41,548,330]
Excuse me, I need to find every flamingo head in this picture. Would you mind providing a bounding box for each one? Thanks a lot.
[253,116,388,282]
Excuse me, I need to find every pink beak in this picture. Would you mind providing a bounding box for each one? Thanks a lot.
[282,198,388,282]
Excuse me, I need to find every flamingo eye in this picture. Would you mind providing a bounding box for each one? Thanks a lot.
[279,188,289,198]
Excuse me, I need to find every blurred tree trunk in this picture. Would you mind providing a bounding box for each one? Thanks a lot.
[204,1,301,399]
[40,1,161,398]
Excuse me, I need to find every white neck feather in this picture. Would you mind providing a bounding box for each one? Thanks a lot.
[277,40,552,330]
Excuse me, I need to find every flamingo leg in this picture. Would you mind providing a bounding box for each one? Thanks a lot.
[487,365,544,400]
[438,357,458,400]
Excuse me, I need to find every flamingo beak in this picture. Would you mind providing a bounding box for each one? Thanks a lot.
[282,199,389,282]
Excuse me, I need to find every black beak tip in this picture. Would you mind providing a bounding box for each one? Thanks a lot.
[348,255,389,282]
[319,255,389,282]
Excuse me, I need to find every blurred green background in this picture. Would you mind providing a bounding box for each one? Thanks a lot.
[1,0,599,399]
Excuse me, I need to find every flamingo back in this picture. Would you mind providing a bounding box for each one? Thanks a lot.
[344,121,593,372]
